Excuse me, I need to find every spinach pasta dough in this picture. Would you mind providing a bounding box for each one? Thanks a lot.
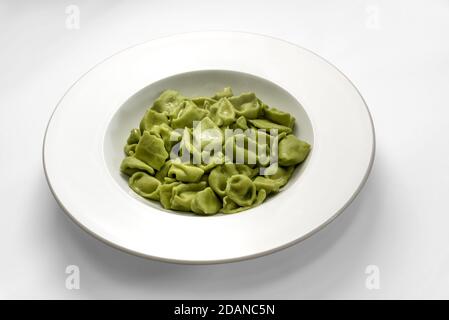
[121,87,311,215]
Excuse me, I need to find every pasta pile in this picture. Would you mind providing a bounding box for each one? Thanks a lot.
[121,88,311,214]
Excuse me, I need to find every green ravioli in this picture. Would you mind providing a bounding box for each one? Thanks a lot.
[121,88,311,215]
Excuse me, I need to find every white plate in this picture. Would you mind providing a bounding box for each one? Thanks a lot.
[43,32,375,264]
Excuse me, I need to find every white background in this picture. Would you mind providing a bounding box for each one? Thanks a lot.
[1,0,448,299]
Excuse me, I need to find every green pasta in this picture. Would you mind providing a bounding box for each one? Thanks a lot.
[121,87,311,215]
